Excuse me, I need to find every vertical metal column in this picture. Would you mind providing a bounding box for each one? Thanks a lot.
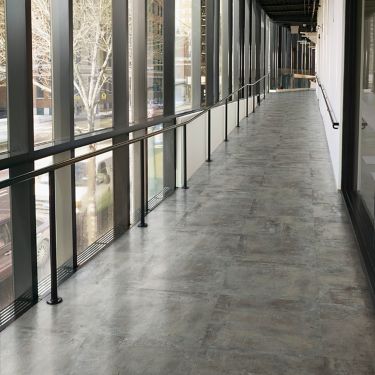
[138,140,148,228]
[183,124,189,189]
[207,110,212,161]
[246,85,249,117]
[237,90,240,127]
[225,98,229,141]
[253,85,256,113]
[47,171,63,305]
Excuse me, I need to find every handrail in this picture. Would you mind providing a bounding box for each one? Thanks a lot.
[316,76,339,130]
[0,74,270,190]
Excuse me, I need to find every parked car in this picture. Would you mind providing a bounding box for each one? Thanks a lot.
[0,215,50,282]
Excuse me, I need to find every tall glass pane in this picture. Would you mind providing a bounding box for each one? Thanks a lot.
[201,0,207,105]
[34,157,53,285]
[148,125,164,200]
[75,141,113,255]
[32,0,53,146]
[358,2,375,219]
[175,0,192,111]
[73,0,113,135]
[0,169,13,309]
[129,0,134,123]
[0,0,7,153]
[147,0,164,118]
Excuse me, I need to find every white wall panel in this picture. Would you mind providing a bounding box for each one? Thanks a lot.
[316,0,346,189]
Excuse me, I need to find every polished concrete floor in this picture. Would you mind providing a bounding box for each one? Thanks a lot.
[1,92,375,374]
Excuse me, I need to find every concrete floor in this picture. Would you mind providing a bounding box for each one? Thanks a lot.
[1,92,375,374]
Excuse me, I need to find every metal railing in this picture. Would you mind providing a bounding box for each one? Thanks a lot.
[316,76,340,130]
[0,74,269,307]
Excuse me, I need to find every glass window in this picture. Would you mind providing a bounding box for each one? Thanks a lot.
[0,0,7,153]
[0,168,13,309]
[175,0,193,111]
[32,0,53,146]
[129,0,134,123]
[147,0,164,118]
[358,2,375,219]
[75,141,113,255]
[73,0,113,135]
[34,157,53,285]
[201,0,207,105]
[148,125,164,200]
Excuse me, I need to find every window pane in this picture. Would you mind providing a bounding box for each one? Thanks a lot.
[0,1,7,153]
[0,175,13,310]
[129,0,134,123]
[175,0,192,111]
[201,0,207,105]
[358,3,375,219]
[148,125,164,199]
[32,0,53,146]
[75,142,113,255]
[35,157,53,285]
[73,0,113,135]
[147,0,164,118]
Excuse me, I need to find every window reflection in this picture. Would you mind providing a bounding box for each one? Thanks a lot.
[148,125,164,199]
[73,0,113,135]
[175,0,193,111]
[75,142,113,255]
[359,3,375,219]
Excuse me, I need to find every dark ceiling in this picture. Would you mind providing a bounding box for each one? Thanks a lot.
[259,0,320,26]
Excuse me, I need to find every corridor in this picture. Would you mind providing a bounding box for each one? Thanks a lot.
[1,92,375,374]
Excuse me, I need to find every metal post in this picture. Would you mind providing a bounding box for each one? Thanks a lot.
[207,109,212,162]
[225,98,229,142]
[246,85,249,117]
[237,91,240,127]
[47,171,63,306]
[183,124,189,189]
[138,139,148,228]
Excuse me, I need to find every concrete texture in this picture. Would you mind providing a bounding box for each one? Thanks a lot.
[1,92,374,374]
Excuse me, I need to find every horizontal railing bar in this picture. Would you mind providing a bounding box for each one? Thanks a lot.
[316,75,340,130]
[0,75,269,190]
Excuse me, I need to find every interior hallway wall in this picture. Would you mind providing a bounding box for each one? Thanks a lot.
[316,0,346,189]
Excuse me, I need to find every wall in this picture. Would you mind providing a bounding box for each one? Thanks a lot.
[316,0,346,189]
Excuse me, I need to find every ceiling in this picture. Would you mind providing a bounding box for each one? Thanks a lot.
[259,0,320,27]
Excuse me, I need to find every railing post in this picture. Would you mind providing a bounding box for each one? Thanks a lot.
[183,124,189,189]
[246,85,249,118]
[47,170,63,306]
[138,139,148,228]
[207,109,212,162]
[237,91,240,127]
[225,98,228,142]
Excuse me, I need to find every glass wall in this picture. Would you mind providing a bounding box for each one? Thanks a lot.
[0,171,12,310]
[147,0,164,118]
[358,2,375,220]
[0,0,7,153]
[175,0,193,111]
[32,0,53,146]
[73,0,113,135]
[148,125,164,200]
[75,141,113,255]
[201,0,207,105]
